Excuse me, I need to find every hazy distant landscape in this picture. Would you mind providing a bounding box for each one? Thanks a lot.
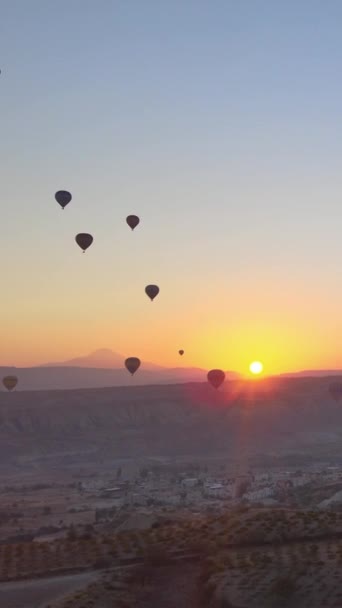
[0,376,341,470]
[0,349,238,391]
[1,345,342,608]
[2,349,342,392]
[0,376,342,607]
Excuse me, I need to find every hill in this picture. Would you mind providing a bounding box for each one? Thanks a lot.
[0,364,224,391]
[2,508,342,607]
[2,348,341,391]
[40,348,164,370]
[0,376,341,469]
[279,369,342,378]
[0,347,240,390]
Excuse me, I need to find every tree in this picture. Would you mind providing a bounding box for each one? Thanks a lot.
[269,576,297,604]
[67,525,77,541]
[142,545,173,567]
[128,562,154,588]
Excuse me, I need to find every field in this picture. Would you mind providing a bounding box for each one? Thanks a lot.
[1,508,342,582]
[1,508,342,606]
[51,562,202,608]
[202,541,342,607]
[42,538,342,608]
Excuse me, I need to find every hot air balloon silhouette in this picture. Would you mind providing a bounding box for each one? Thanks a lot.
[75,233,93,252]
[207,369,225,389]
[126,215,140,230]
[3,376,18,391]
[55,191,72,209]
[125,357,141,375]
[145,285,159,301]
[179,350,184,356]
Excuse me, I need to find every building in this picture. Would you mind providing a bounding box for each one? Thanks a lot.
[203,483,228,499]
[182,478,199,488]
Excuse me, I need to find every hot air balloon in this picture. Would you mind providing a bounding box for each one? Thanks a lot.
[207,369,225,389]
[145,285,159,301]
[55,190,72,209]
[126,215,140,230]
[329,382,342,402]
[75,233,93,252]
[179,350,184,356]
[125,357,141,375]
[3,376,18,391]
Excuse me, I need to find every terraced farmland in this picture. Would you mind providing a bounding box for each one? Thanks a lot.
[1,508,342,583]
[202,540,342,607]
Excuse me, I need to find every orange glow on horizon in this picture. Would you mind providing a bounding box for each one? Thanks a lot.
[3,5,342,382]
[1,298,342,373]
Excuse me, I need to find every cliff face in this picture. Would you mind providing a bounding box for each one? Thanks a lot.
[0,377,341,467]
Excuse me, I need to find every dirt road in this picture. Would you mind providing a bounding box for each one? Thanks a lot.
[0,571,100,608]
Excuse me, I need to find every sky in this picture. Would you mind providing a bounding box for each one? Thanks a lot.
[1,0,342,374]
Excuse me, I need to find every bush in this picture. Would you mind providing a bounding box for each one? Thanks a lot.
[67,525,77,541]
[128,563,154,587]
[142,546,173,567]
[93,557,112,569]
[270,576,297,600]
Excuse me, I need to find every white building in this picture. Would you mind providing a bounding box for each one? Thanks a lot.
[182,478,199,488]
[204,483,227,499]
[245,487,274,501]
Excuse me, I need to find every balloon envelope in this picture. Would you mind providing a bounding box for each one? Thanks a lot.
[75,233,93,252]
[179,350,184,356]
[145,285,159,301]
[207,369,225,389]
[126,215,140,230]
[329,382,342,402]
[125,357,141,375]
[3,376,18,391]
[55,190,72,209]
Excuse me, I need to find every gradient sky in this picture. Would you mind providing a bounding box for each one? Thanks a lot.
[1,0,342,374]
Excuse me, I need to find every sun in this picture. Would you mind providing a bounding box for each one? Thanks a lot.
[249,361,264,375]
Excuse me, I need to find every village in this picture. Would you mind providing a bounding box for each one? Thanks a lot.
[79,460,342,512]
[1,459,341,545]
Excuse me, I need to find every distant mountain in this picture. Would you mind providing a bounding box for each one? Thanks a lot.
[41,348,164,370]
[278,370,342,378]
[1,352,341,391]
[0,364,238,391]
[41,351,342,380]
